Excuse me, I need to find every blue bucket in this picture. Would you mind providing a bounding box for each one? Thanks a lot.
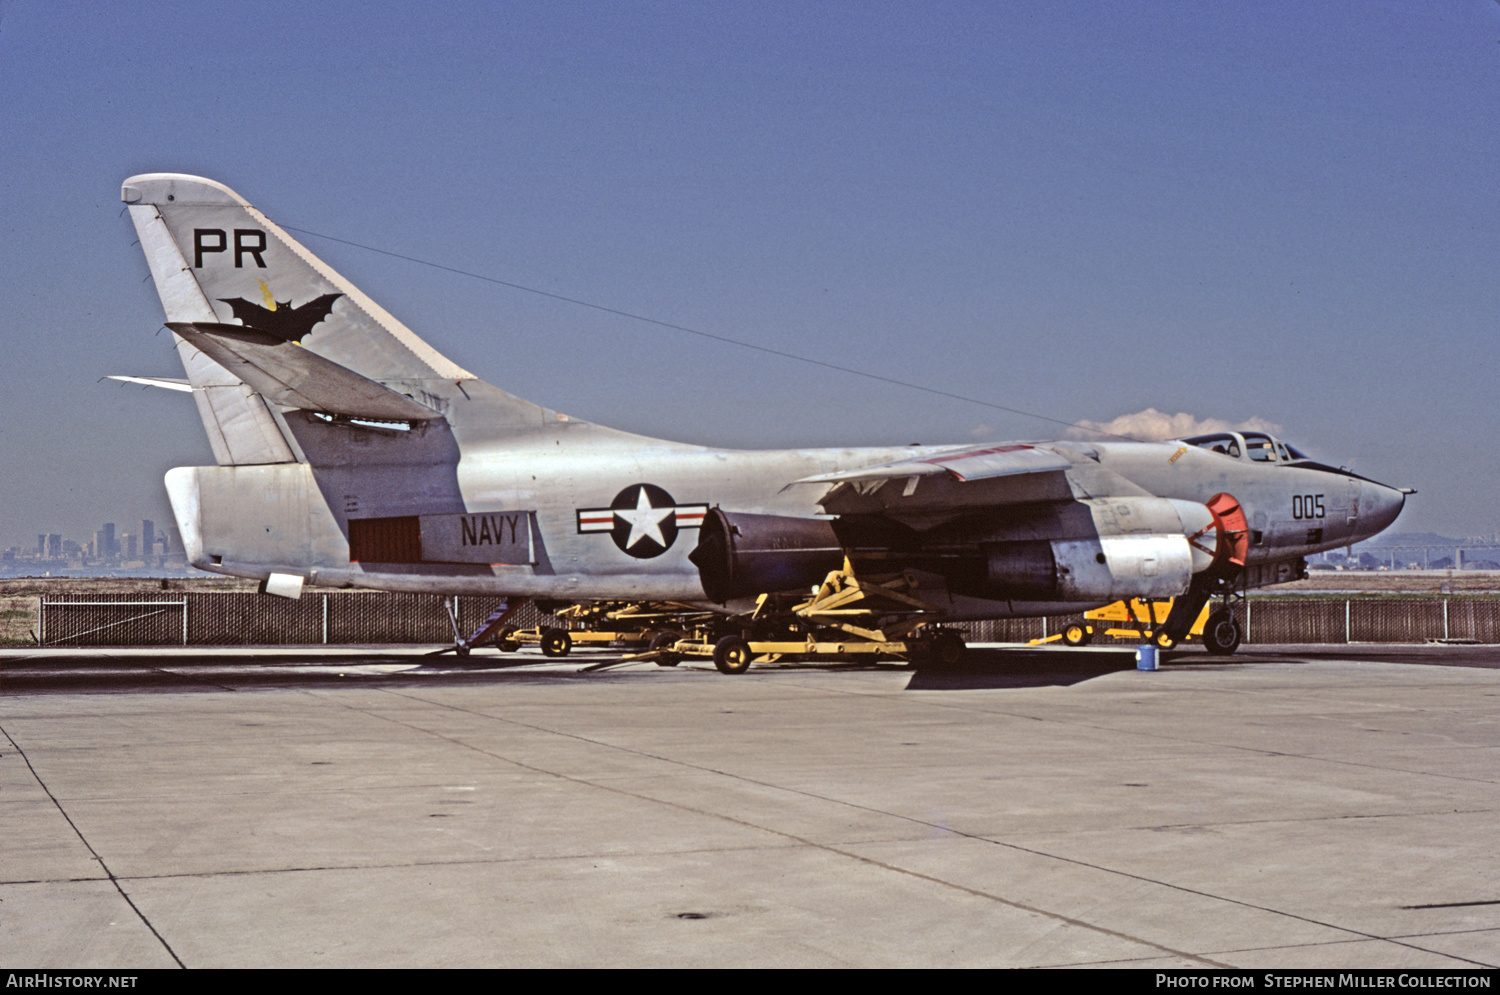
[1136,645,1158,671]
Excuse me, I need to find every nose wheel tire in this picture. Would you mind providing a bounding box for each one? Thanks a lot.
[713,635,753,674]
[539,628,573,657]
[1202,609,1242,656]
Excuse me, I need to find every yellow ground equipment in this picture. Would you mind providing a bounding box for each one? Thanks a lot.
[498,601,718,657]
[635,561,966,674]
[1045,598,1212,649]
[497,563,969,674]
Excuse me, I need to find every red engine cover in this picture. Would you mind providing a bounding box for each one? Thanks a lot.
[1205,492,1249,570]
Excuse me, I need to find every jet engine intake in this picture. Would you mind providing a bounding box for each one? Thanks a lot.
[1088,496,1239,578]
[690,509,844,603]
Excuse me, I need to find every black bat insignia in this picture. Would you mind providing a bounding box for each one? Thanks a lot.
[217,293,343,342]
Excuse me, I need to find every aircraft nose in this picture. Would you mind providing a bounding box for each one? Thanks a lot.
[1359,480,1407,538]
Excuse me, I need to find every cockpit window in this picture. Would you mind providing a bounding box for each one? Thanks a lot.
[1185,431,1310,464]
[1241,432,1279,462]
[1183,433,1240,458]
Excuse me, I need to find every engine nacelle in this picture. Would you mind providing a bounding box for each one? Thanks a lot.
[949,534,1194,602]
[1085,494,1250,578]
[689,509,844,603]
[691,496,1219,605]
[1056,534,1194,600]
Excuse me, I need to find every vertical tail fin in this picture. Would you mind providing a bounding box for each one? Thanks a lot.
[124,174,589,463]
[123,173,473,382]
[126,190,296,465]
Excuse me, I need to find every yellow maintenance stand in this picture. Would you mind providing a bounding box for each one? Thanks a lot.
[638,560,965,674]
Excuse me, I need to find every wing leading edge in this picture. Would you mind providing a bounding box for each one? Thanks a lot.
[796,444,1073,484]
[794,443,1084,518]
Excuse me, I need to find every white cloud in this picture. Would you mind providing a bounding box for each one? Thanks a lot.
[1065,408,1283,442]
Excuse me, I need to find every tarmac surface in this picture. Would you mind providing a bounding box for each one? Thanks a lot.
[2,642,1497,968]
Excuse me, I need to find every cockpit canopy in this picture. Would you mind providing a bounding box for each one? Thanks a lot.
[1182,431,1310,464]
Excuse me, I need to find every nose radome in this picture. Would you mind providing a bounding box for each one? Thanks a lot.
[1360,481,1407,537]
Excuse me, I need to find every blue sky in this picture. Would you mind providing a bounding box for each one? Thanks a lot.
[2,0,1497,547]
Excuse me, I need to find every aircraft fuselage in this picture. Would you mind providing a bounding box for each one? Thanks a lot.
[122,172,1408,622]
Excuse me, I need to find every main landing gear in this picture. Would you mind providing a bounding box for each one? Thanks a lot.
[634,561,967,675]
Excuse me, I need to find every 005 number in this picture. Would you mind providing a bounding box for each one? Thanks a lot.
[1291,494,1325,520]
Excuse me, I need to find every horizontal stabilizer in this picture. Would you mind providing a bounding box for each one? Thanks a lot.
[796,444,1072,485]
[106,375,192,392]
[167,322,443,422]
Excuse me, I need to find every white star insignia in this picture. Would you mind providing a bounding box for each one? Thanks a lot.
[615,487,673,550]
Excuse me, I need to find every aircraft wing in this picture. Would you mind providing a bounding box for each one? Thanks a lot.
[793,442,1153,518]
[167,321,443,422]
[797,443,1072,484]
[106,375,193,392]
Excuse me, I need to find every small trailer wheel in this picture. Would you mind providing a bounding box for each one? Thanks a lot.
[910,630,967,668]
[1062,622,1092,647]
[494,626,520,653]
[713,635,753,675]
[931,630,967,666]
[540,628,573,657]
[649,630,684,667]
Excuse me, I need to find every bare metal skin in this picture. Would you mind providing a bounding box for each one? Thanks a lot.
[120,174,1407,626]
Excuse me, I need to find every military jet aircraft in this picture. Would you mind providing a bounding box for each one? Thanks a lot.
[118,173,1410,655]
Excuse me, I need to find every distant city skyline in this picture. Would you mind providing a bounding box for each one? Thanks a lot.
[2,516,183,564]
[2,514,172,557]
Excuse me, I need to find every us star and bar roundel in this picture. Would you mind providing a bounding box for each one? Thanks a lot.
[577,484,709,559]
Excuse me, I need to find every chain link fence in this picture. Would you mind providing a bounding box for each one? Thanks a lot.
[35,593,564,647]
[1219,599,1500,644]
[23,593,1500,647]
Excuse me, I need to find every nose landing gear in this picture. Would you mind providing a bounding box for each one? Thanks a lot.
[1201,607,1243,656]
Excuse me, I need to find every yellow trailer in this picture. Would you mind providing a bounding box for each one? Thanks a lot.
[497,600,718,658]
[1047,598,1213,650]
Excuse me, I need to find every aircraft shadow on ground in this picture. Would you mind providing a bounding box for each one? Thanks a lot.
[903,647,1148,690]
[0,645,1317,697]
